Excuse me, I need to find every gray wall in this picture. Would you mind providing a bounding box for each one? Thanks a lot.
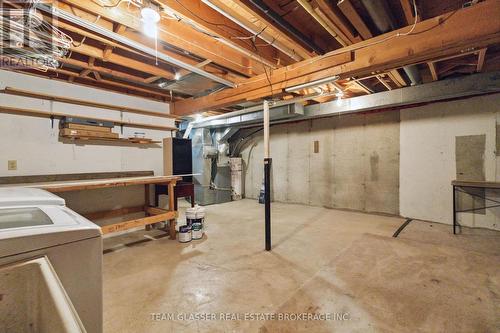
[241,110,400,215]
[241,94,500,231]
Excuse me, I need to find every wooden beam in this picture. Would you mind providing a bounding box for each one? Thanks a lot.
[156,0,290,66]
[337,0,373,40]
[376,75,392,90]
[477,48,487,72]
[172,1,500,115]
[206,0,314,60]
[313,0,361,44]
[101,211,177,234]
[103,24,126,61]
[297,0,349,46]
[428,62,439,81]
[388,69,406,87]
[51,67,172,98]
[70,43,176,80]
[400,0,419,25]
[177,59,212,79]
[57,0,266,76]
[58,57,153,85]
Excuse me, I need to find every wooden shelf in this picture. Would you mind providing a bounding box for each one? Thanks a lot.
[61,135,161,145]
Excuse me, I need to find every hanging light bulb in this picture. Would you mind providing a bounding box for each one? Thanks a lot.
[141,7,160,24]
[143,22,158,38]
[141,5,160,38]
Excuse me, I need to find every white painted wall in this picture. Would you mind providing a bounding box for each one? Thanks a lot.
[400,94,500,230]
[0,70,174,221]
[0,70,173,177]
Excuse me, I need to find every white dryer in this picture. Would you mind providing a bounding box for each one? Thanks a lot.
[0,187,103,333]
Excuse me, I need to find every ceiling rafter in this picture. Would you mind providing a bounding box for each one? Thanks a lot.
[156,0,291,67]
[172,1,500,115]
[58,0,266,76]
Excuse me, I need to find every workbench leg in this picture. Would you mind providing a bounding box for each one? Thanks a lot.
[168,182,176,240]
[453,185,457,235]
[145,184,151,231]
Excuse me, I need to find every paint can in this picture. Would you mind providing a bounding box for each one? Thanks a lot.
[196,206,206,232]
[191,221,203,240]
[178,222,192,243]
[186,207,197,228]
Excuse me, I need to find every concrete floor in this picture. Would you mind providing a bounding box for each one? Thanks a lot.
[102,199,500,333]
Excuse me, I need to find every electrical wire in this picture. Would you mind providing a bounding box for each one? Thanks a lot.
[237,0,423,88]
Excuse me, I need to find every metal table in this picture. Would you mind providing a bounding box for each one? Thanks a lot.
[452,180,500,234]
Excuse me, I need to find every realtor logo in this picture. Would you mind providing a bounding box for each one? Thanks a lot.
[0,1,70,70]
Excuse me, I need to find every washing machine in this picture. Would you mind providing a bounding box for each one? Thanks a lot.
[0,187,103,333]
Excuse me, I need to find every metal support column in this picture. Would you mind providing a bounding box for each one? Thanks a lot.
[263,100,271,251]
[264,158,272,251]
[453,185,457,234]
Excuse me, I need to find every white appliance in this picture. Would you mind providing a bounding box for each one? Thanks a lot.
[0,188,103,333]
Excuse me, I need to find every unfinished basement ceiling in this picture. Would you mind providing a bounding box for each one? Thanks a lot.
[1,0,499,114]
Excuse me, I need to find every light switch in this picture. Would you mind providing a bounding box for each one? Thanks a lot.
[8,160,17,171]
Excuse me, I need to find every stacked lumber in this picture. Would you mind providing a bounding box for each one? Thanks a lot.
[59,117,118,140]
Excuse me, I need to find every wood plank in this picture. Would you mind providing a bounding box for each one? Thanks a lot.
[172,1,500,115]
[477,48,487,72]
[205,0,314,60]
[2,87,176,119]
[337,0,373,40]
[58,0,266,76]
[400,0,419,25]
[64,124,112,133]
[0,171,154,185]
[157,0,288,67]
[428,62,439,81]
[60,128,119,139]
[168,181,176,240]
[0,105,178,131]
[146,206,170,216]
[101,211,177,234]
[29,176,180,193]
[83,206,145,221]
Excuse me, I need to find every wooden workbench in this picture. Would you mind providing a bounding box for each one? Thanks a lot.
[4,175,181,238]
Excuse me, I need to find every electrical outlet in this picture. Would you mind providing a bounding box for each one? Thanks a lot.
[8,160,17,171]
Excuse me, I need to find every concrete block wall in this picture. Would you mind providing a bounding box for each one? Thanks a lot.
[400,94,500,230]
[241,93,500,231]
[241,110,401,215]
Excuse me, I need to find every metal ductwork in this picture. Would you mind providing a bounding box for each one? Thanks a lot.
[247,0,325,55]
[192,103,304,129]
[360,0,396,32]
[402,65,422,86]
[191,72,500,129]
[360,0,421,85]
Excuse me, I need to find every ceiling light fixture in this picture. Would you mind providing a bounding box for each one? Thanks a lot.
[284,75,340,93]
[141,5,160,38]
[141,7,160,24]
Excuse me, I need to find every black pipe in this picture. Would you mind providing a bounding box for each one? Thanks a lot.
[264,158,272,251]
[247,0,325,55]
